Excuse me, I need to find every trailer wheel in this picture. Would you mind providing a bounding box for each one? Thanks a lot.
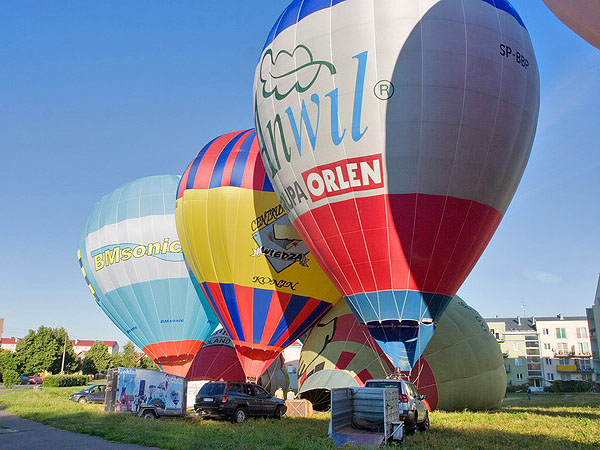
[141,410,157,420]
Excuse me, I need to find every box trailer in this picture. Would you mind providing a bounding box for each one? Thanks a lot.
[105,368,187,418]
[329,387,404,446]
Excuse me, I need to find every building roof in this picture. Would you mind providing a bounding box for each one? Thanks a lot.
[71,339,118,347]
[485,315,588,332]
[0,338,19,344]
[485,317,536,332]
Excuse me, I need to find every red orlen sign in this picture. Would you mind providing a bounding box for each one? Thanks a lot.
[301,154,384,202]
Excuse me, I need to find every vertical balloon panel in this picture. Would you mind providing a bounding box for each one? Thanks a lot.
[175,130,341,380]
[254,0,539,369]
[78,175,219,377]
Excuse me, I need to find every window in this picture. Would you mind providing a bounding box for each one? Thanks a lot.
[516,373,524,381]
[578,342,590,354]
[557,343,569,354]
[544,343,551,350]
[578,359,591,371]
[556,328,567,339]
[576,327,588,339]
[544,358,552,365]
[542,328,549,335]
[514,359,523,366]
[560,373,570,381]
[547,373,554,381]
[513,343,520,351]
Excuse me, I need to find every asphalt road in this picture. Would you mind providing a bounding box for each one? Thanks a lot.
[0,406,155,450]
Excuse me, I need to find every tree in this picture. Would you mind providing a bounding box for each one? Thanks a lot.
[138,354,156,369]
[0,349,17,382]
[14,326,80,375]
[111,342,138,368]
[2,369,19,388]
[82,341,112,375]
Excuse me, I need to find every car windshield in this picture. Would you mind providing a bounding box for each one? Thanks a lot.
[199,382,226,395]
[365,381,403,393]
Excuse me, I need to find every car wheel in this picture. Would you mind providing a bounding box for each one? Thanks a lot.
[418,411,429,432]
[273,405,283,420]
[232,407,247,424]
[78,397,87,404]
[141,410,157,420]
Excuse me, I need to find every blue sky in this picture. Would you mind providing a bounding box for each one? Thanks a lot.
[0,1,598,344]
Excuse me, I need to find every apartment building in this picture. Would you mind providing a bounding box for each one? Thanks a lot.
[486,317,540,387]
[71,339,119,358]
[586,274,600,391]
[0,337,21,352]
[486,315,593,388]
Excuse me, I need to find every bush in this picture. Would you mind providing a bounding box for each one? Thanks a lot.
[42,374,88,387]
[2,369,20,388]
[547,380,593,393]
[506,383,530,393]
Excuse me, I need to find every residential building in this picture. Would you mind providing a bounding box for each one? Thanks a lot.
[486,317,541,387]
[586,274,600,391]
[486,314,594,389]
[282,340,303,389]
[71,339,119,358]
[0,337,21,352]
[536,315,592,385]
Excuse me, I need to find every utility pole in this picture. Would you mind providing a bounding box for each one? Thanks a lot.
[60,331,67,374]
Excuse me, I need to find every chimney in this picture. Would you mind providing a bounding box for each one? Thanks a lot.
[531,317,536,325]
[517,316,521,325]
[557,313,564,320]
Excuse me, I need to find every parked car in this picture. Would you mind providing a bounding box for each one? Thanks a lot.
[69,384,106,404]
[19,376,31,385]
[364,379,429,434]
[194,381,286,423]
[28,376,43,384]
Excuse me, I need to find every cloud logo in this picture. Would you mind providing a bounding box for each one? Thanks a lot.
[259,44,336,100]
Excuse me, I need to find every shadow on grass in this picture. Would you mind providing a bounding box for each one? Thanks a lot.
[408,425,599,449]
[503,407,600,421]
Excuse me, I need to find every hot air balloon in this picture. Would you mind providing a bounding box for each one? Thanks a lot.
[175,130,341,381]
[298,296,506,411]
[78,175,219,377]
[186,328,289,395]
[543,1,600,50]
[254,0,539,370]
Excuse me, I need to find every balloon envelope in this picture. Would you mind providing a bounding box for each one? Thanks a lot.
[78,175,219,376]
[543,0,600,49]
[175,130,340,380]
[254,0,539,370]
[298,296,506,411]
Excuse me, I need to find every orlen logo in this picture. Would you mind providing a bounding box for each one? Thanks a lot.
[301,154,383,202]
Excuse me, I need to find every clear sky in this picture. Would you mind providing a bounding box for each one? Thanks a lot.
[1,1,598,345]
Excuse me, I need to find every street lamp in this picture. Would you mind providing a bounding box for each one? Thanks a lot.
[53,323,67,374]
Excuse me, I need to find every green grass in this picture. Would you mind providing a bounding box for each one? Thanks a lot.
[0,388,599,449]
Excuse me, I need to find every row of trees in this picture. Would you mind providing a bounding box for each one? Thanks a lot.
[0,326,155,380]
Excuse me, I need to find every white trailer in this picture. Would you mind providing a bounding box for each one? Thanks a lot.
[329,387,404,446]
[105,368,187,419]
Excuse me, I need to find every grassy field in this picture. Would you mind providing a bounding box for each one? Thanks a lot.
[0,387,599,449]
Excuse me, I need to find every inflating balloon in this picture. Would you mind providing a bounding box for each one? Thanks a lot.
[175,130,340,380]
[543,0,600,50]
[186,328,289,395]
[298,296,506,411]
[254,0,539,370]
[78,175,219,377]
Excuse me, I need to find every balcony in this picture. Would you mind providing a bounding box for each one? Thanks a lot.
[557,364,593,372]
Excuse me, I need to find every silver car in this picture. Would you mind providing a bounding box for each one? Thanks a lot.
[364,379,429,434]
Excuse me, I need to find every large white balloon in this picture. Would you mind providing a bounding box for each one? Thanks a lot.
[254,0,539,370]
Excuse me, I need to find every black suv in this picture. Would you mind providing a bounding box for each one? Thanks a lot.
[194,381,286,423]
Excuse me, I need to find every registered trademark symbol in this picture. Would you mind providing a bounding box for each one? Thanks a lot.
[374,80,394,100]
